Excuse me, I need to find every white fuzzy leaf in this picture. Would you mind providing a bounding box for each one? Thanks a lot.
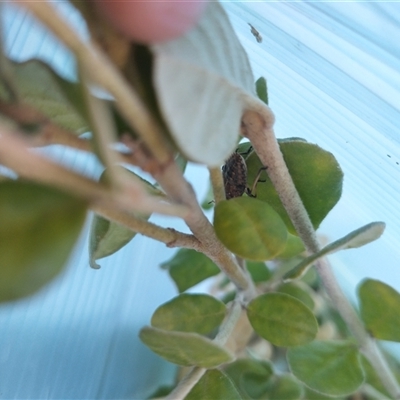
[152,2,255,166]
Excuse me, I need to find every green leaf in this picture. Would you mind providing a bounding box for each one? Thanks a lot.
[264,374,304,400]
[303,386,344,400]
[247,293,317,347]
[246,261,272,283]
[201,183,215,210]
[284,222,385,282]
[152,2,255,166]
[161,249,220,292]
[146,385,174,400]
[214,197,288,261]
[88,215,137,269]
[139,326,234,368]
[255,77,268,105]
[246,139,343,234]
[224,358,273,399]
[287,340,365,396]
[89,169,161,268]
[186,369,243,400]
[151,293,226,335]
[358,279,400,342]
[0,59,87,133]
[277,283,314,311]
[277,233,305,259]
[0,181,87,302]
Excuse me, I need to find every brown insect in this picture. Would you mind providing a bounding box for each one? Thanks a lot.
[222,152,248,200]
[222,146,268,200]
[248,23,262,43]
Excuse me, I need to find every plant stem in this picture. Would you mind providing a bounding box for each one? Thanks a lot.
[209,166,226,204]
[166,367,207,400]
[92,204,202,251]
[362,337,400,399]
[20,1,172,164]
[214,299,243,345]
[166,301,242,400]
[0,125,186,217]
[154,159,255,293]
[242,104,400,399]
[79,66,122,188]
[0,100,91,151]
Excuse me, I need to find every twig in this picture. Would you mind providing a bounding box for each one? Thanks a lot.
[78,65,122,187]
[0,126,186,218]
[241,108,314,243]
[166,367,206,400]
[0,101,148,168]
[0,129,109,204]
[166,301,242,400]
[92,203,202,251]
[19,1,172,164]
[0,100,91,151]
[209,166,225,204]
[241,103,400,399]
[153,158,254,293]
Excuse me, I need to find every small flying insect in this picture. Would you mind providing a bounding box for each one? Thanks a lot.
[248,23,262,43]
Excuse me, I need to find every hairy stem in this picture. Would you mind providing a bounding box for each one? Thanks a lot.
[154,159,255,293]
[92,204,202,251]
[209,166,226,204]
[166,367,207,400]
[242,104,400,398]
[0,100,92,151]
[79,66,122,188]
[19,1,172,163]
[0,126,186,217]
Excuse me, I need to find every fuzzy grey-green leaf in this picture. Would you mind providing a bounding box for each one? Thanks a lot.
[246,139,343,234]
[287,340,364,396]
[139,326,234,368]
[89,169,161,268]
[247,293,317,347]
[161,248,220,292]
[224,358,273,399]
[265,374,304,400]
[152,2,255,166]
[359,279,400,342]
[186,369,243,400]
[284,222,386,282]
[214,197,288,261]
[151,293,226,334]
[277,283,315,310]
[0,59,87,133]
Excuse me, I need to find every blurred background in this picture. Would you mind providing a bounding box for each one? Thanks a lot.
[1,2,400,398]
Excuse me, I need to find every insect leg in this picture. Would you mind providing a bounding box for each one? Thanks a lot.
[247,166,268,197]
